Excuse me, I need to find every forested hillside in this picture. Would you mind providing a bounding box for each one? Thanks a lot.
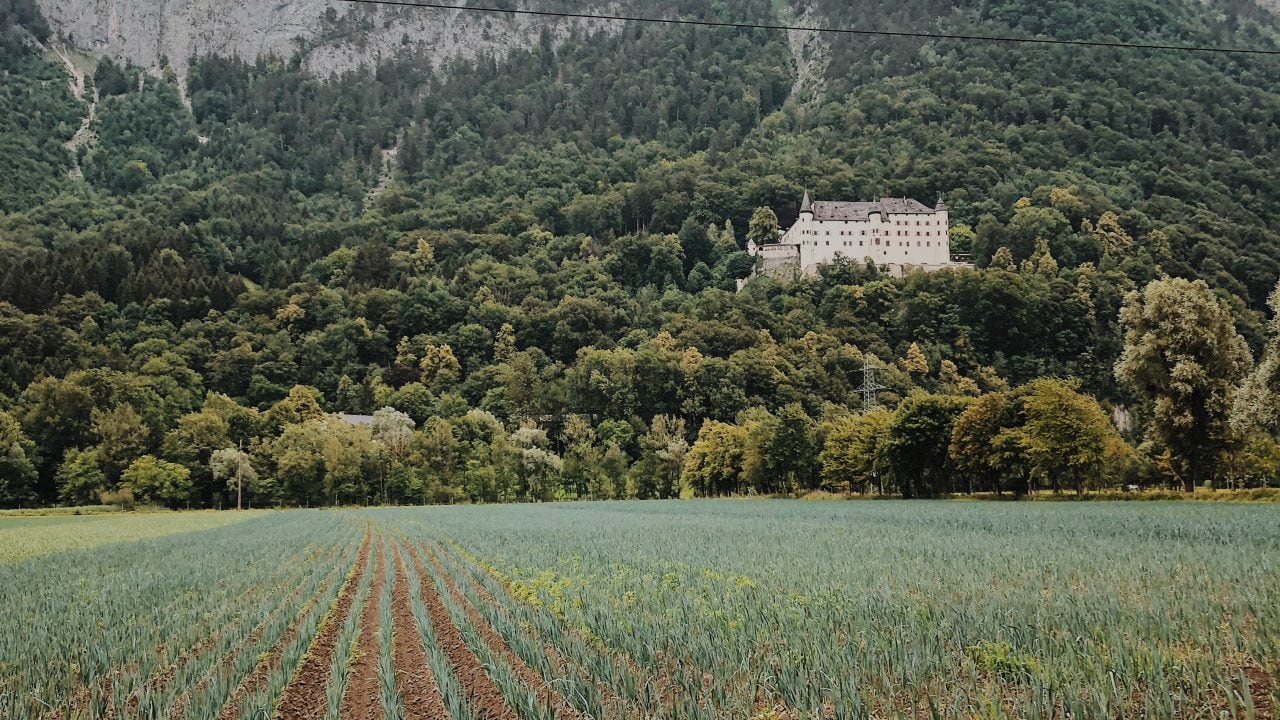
[2,0,1280,507]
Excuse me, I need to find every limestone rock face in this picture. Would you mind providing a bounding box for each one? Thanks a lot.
[34,0,620,77]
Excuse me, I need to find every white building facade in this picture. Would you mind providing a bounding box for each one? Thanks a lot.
[748,192,970,277]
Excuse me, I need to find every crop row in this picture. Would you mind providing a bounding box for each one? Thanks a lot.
[5,503,1276,719]
[380,501,1280,719]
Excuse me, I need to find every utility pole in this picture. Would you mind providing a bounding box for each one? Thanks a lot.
[860,359,887,413]
[236,439,244,511]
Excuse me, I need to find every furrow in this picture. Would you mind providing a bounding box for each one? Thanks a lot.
[391,541,452,720]
[404,543,519,720]
[268,528,372,720]
[422,542,588,720]
[339,536,387,720]
[437,542,643,720]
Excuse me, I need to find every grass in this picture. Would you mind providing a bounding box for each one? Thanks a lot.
[0,510,269,564]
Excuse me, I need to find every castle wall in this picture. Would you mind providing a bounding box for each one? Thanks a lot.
[785,210,952,271]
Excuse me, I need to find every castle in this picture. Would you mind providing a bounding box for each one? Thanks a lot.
[746,192,971,278]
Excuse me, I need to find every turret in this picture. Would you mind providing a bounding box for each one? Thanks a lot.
[800,189,813,219]
[935,195,947,212]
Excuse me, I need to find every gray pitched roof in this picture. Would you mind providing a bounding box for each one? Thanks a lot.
[810,198,935,221]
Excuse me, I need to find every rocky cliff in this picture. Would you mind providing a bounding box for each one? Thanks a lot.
[34,0,621,77]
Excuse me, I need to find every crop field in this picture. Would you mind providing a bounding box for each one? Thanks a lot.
[0,501,1276,720]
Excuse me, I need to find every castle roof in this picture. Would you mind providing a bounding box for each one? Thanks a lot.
[810,197,936,221]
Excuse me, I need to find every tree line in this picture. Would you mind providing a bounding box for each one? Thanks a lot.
[4,271,1280,508]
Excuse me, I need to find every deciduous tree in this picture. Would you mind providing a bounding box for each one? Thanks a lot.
[1115,279,1251,491]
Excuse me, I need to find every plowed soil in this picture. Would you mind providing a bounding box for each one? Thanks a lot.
[339,536,387,720]
[216,540,361,720]
[405,543,519,720]
[161,544,346,719]
[390,542,451,719]
[440,543,642,720]
[423,542,586,720]
[272,530,372,720]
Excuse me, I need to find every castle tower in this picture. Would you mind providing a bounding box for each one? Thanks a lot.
[800,189,813,219]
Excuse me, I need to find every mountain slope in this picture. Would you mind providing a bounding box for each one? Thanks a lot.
[4,0,1280,503]
[33,0,624,78]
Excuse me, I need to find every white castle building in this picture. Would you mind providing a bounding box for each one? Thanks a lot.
[747,192,971,278]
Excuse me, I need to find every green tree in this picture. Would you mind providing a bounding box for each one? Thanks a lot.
[949,391,1028,495]
[899,342,929,376]
[410,417,461,503]
[819,408,892,494]
[633,415,687,499]
[746,206,781,246]
[1019,379,1116,496]
[372,407,415,501]
[560,415,602,499]
[420,344,462,390]
[92,404,151,483]
[54,448,105,506]
[0,410,39,507]
[886,394,973,498]
[682,420,747,497]
[264,385,325,433]
[210,447,259,509]
[1115,279,1251,492]
[1234,282,1280,435]
[161,410,232,503]
[121,455,193,507]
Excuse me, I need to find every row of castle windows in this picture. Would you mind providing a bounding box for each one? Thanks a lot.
[812,219,942,226]
[801,229,941,237]
[803,240,937,247]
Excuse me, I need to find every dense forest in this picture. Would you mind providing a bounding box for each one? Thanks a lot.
[2,0,1280,507]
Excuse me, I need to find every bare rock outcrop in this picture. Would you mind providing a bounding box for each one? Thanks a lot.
[34,0,621,78]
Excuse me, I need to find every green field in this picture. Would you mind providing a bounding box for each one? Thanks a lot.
[0,501,1276,719]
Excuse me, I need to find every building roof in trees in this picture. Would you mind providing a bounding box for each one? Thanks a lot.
[810,198,936,221]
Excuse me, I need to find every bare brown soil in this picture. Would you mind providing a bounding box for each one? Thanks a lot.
[339,536,387,720]
[216,538,364,720]
[271,529,372,720]
[390,542,452,719]
[404,542,519,720]
[153,544,348,719]
[424,543,593,717]
[443,543,658,718]
[1243,664,1276,720]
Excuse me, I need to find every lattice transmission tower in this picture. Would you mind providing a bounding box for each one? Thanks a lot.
[860,360,888,413]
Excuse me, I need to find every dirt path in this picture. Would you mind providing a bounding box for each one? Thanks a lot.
[339,537,387,720]
[50,43,97,179]
[391,542,452,719]
[364,139,400,206]
[271,530,372,720]
[423,543,587,720]
[405,543,519,720]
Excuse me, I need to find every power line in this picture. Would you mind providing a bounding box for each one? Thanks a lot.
[335,0,1280,57]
